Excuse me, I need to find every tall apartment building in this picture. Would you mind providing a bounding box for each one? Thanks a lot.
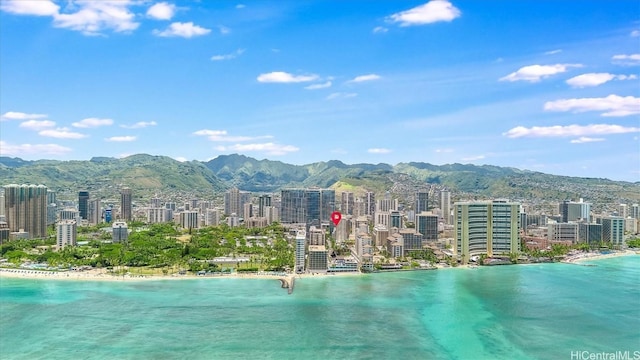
[631,204,639,219]
[341,192,355,216]
[440,190,451,224]
[415,191,429,213]
[120,187,132,221]
[280,189,335,225]
[399,228,423,254]
[88,198,101,225]
[415,212,438,241]
[112,221,128,243]
[57,219,77,249]
[78,191,89,220]
[224,187,251,216]
[559,199,590,223]
[295,230,306,273]
[3,184,48,239]
[578,223,602,247]
[547,223,579,242]
[454,201,520,264]
[258,195,272,217]
[601,217,624,248]
[308,245,328,273]
[180,211,200,230]
[364,191,376,216]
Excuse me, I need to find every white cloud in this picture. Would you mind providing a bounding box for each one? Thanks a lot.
[631,30,640,37]
[39,128,87,139]
[570,137,605,144]
[543,95,640,117]
[257,71,319,83]
[544,49,562,55]
[373,26,388,34]
[193,129,273,142]
[435,148,454,153]
[236,4,246,9]
[217,143,299,156]
[305,81,332,90]
[0,0,59,16]
[503,124,640,138]
[173,156,188,162]
[611,54,640,66]
[105,136,137,142]
[53,1,140,36]
[211,49,245,61]
[326,92,358,100]
[348,74,381,83]
[218,25,231,35]
[1,111,47,121]
[566,73,637,88]
[499,64,582,82]
[368,148,391,154]
[72,117,114,128]
[120,121,157,129]
[147,2,176,20]
[386,0,461,26]
[153,22,211,38]
[461,155,485,161]
[19,120,56,131]
[0,141,72,156]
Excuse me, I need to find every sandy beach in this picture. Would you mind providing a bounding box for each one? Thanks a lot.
[562,250,638,263]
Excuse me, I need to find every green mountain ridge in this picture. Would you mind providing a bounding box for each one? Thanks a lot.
[0,154,638,204]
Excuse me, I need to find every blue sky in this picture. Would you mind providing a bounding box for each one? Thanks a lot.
[0,0,638,181]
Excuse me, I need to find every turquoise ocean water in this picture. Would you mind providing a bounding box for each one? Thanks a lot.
[1,256,639,359]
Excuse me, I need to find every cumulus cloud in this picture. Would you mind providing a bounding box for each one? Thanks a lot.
[386,0,461,26]
[0,141,72,156]
[570,137,605,144]
[153,22,211,38]
[462,155,485,161]
[147,2,176,20]
[611,54,640,66]
[326,92,357,100]
[19,120,56,131]
[39,128,87,139]
[499,64,582,82]
[368,148,391,154]
[348,74,381,83]
[216,143,299,156]
[503,124,640,138]
[1,111,47,121]
[305,81,332,90]
[53,1,140,36]
[72,117,114,128]
[373,26,388,34]
[566,73,637,88]
[543,95,640,117]
[120,121,157,129]
[193,129,273,142]
[211,49,245,61]
[257,71,319,83]
[105,136,137,142]
[0,0,59,16]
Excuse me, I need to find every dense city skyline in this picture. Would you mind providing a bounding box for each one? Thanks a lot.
[0,0,639,181]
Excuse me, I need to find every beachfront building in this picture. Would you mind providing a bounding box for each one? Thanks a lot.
[308,245,328,273]
[295,230,306,274]
[387,233,404,258]
[373,225,390,247]
[280,188,335,226]
[548,223,579,243]
[415,212,438,241]
[578,223,603,247]
[440,190,451,225]
[600,217,624,249]
[112,221,128,243]
[57,219,77,249]
[454,201,520,264]
[399,229,423,255]
[3,184,48,239]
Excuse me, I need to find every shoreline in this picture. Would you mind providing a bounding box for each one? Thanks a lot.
[1,251,637,282]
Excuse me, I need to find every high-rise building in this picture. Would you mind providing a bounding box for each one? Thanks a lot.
[364,192,376,216]
[78,191,89,220]
[376,197,398,212]
[295,230,306,273]
[559,199,590,223]
[454,201,520,263]
[601,217,624,248]
[415,191,429,214]
[0,189,5,218]
[104,208,112,223]
[88,198,101,225]
[0,221,9,244]
[280,189,335,225]
[578,223,602,247]
[224,188,251,216]
[258,195,272,217]
[547,223,579,242]
[180,211,200,230]
[205,208,220,226]
[399,228,423,254]
[618,204,628,218]
[46,190,56,206]
[373,224,389,247]
[120,187,132,221]
[416,212,438,241]
[390,210,402,228]
[59,209,79,221]
[341,192,355,216]
[631,204,639,219]
[112,221,128,243]
[57,220,77,249]
[150,197,161,208]
[243,203,253,221]
[440,190,451,225]
[307,245,328,273]
[3,184,48,239]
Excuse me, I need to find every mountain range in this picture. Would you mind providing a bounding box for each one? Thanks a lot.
[1,154,638,204]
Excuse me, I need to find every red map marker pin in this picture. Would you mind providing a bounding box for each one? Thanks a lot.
[331,211,342,226]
